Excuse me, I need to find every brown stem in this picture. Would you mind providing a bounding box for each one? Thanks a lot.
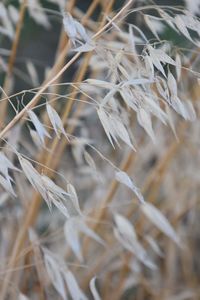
[0,0,27,128]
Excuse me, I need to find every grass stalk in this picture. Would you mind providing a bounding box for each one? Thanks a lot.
[0,0,27,128]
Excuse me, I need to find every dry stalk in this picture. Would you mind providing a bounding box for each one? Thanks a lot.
[0,0,27,128]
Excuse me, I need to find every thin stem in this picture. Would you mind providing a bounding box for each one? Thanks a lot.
[0,0,27,128]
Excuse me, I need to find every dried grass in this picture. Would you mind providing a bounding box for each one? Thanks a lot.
[0,0,200,299]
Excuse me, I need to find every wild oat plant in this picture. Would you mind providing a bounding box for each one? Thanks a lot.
[0,0,200,299]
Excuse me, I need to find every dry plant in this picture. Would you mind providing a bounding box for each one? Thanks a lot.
[0,0,200,299]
